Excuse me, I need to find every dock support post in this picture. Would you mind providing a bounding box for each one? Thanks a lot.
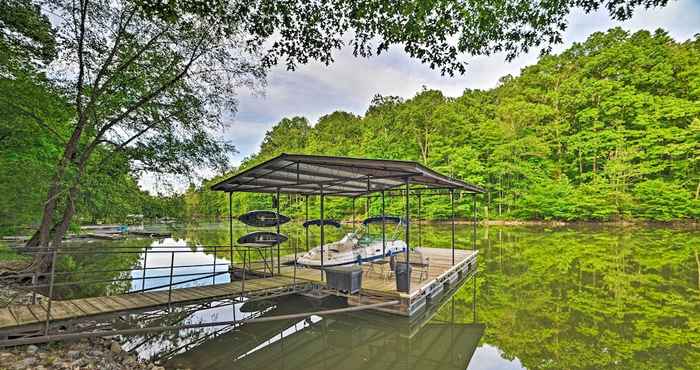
[473,265,477,322]
[44,249,57,336]
[366,176,370,218]
[320,187,325,281]
[229,192,233,249]
[381,190,385,256]
[418,192,422,248]
[241,249,246,294]
[404,178,410,293]
[472,193,477,251]
[276,188,281,275]
[352,197,355,232]
[229,191,234,265]
[451,189,455,266]
[229,244,233,275]
[305,195,309,251]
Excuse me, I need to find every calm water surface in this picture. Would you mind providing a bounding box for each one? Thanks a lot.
[57,223,700,369]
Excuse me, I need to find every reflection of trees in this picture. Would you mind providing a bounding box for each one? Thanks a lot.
[439,226,700,369]
[54,238,148,298]
[143,223,700,369]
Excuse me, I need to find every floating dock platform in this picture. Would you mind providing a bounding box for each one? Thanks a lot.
[281,247,478,316]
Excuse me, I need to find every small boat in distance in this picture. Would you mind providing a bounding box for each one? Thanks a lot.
[238,210,290,227]
[237,231,288,246]
[297,216,406,267]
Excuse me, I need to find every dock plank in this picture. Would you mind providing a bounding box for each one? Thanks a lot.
[0,309,17,328]
[0,274,304,330]
[8,306,37,325]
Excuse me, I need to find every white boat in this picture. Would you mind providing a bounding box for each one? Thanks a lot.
[297,217,406,267]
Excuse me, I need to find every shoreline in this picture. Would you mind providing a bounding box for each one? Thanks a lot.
[0,282,164,370]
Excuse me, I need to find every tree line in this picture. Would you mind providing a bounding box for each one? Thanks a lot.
[186,28,700,222]
[0,0,687,248]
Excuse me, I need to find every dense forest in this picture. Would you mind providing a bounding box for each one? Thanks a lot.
[3,27,698,233]
[185,28,700,222]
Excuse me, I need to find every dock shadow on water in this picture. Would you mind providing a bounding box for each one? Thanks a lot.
[51,223,700,369]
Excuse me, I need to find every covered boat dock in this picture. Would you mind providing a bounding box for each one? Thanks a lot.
[212,153,485,316]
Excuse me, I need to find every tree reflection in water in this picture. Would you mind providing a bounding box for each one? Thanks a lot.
[71,224,698,369]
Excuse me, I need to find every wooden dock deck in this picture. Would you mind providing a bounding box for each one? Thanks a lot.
[0,247,477,336]
[280,247,478,316]
[0,275,308,334]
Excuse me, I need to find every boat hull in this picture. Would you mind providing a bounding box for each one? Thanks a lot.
[296,240,407,267]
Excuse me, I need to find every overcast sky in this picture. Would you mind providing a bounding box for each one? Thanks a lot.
[142,0,700,193]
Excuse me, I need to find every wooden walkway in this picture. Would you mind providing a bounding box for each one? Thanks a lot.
[0,275,308,333]
[0,247,477,335]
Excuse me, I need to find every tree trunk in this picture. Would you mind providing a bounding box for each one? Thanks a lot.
[27,118,87,271]
[695,249,699,290]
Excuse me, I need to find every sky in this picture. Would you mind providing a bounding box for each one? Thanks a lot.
[142,0,700,193]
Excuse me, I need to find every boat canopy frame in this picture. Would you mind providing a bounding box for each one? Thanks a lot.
[211,153,485,195]
[213,153,483,292]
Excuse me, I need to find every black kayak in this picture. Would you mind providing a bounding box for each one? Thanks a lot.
[236,231,288,246]
[362,216,404,225]
[238,210,290,227]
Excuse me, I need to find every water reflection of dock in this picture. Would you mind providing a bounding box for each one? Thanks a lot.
[167,293,483,370]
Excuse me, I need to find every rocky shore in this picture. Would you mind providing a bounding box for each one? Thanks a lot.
[0,337,162,370]
[0,282,171,370]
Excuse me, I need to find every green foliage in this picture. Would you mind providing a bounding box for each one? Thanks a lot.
[187,28,699,222]
[435,225,700,369]
[133,0,671,76]
[633,180,696,221]
[0,242,29,262]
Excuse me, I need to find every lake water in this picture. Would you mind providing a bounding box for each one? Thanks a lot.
[54,223,700,369]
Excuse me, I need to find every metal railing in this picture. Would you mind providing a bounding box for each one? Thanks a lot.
[0,243,302,337]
